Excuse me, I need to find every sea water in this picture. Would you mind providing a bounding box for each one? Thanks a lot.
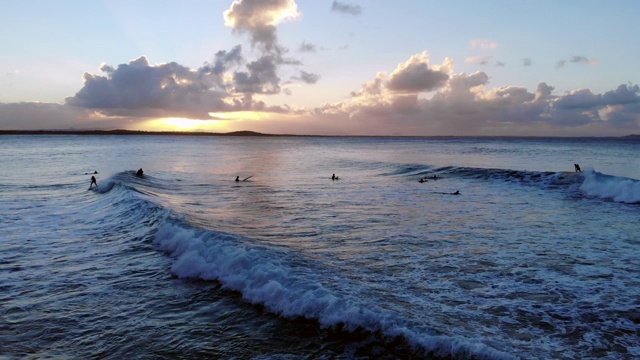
[1,135,638,359]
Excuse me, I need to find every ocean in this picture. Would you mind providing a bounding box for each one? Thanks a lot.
[1,134,638,359]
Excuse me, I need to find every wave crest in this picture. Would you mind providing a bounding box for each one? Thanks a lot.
[580,169,640,203]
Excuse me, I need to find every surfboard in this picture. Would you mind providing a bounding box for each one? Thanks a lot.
[242,175,253,181]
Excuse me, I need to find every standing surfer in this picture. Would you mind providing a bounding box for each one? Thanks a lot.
[89,176,98,190]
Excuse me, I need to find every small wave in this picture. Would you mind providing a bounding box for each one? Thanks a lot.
[380,164,436,177]
[426,166,584,188]
[153,220,514,360]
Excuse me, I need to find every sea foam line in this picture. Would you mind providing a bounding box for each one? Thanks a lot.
[580,169,640,203]
[153,220,515,360]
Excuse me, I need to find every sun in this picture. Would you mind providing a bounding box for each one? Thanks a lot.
[138,111,274,132]
[142,117,227,132]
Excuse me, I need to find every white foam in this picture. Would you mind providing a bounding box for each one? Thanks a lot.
[153,220,515,360]
[579,169,640,203]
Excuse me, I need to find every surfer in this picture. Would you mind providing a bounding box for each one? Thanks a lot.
[136,168,144,177]
[574,164,581,172]
[332,174,336,180]
[419,178,427,183]
[432,175,437,180]
[89,176,97,190]
[235,176,240,182]
[452,190,460,195]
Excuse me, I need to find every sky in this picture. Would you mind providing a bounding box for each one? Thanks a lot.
[1,0,639,136]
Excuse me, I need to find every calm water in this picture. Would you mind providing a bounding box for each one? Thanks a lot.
[1,135,639,359]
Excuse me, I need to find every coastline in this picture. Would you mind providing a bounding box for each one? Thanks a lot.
[1,129,638,139]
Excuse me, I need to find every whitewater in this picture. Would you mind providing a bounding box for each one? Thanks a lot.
[1,135,638,359]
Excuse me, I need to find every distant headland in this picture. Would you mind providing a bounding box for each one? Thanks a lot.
[0,129,276,137]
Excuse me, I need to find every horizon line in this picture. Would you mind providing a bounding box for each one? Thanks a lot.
[0,129,638,139]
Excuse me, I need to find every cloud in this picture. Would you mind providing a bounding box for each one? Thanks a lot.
[570,55,598,65]
[62,52,295,121]
[308,52,640,136]
[523,58,532,66]
[232,55,282,94]
[293,70,320,84]
[470,39,498,50]
[330,1,362,15]
[65,56,229,119]
[495,61,505,67]
[201,45,244,75]
[224,0,299,52]
[298,41,316,53]
[466,56,490,65]
[556,56,598,69]
[386,52,449,93]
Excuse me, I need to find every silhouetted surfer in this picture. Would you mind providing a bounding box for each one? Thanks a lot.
[89,176,97,190]
[332,174,339,180]
[136,168,144,177]
[452,190,460,195]
[235,176,240,182]
[574,164,581,172]
[419,178,427,183]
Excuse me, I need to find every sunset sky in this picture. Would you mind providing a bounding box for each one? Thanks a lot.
[1,0,639,136]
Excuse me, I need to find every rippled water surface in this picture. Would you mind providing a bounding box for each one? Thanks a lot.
[1,135,639,359]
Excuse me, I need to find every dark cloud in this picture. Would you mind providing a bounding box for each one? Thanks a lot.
[534,82,554,102]
[330,1,362,15]
[523,58,532,66]
[298,41,316,53]
[602,84,640,105]
[553,89,600,110]
[293,70,320,84]
[554,84,640,111]
[495,61,505,67]
[201,45,244,75]
[232,55,281,94]
[556,56,597,69]
[570,55,597,64]
[63,52,296,120]
[65,56,228,118]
